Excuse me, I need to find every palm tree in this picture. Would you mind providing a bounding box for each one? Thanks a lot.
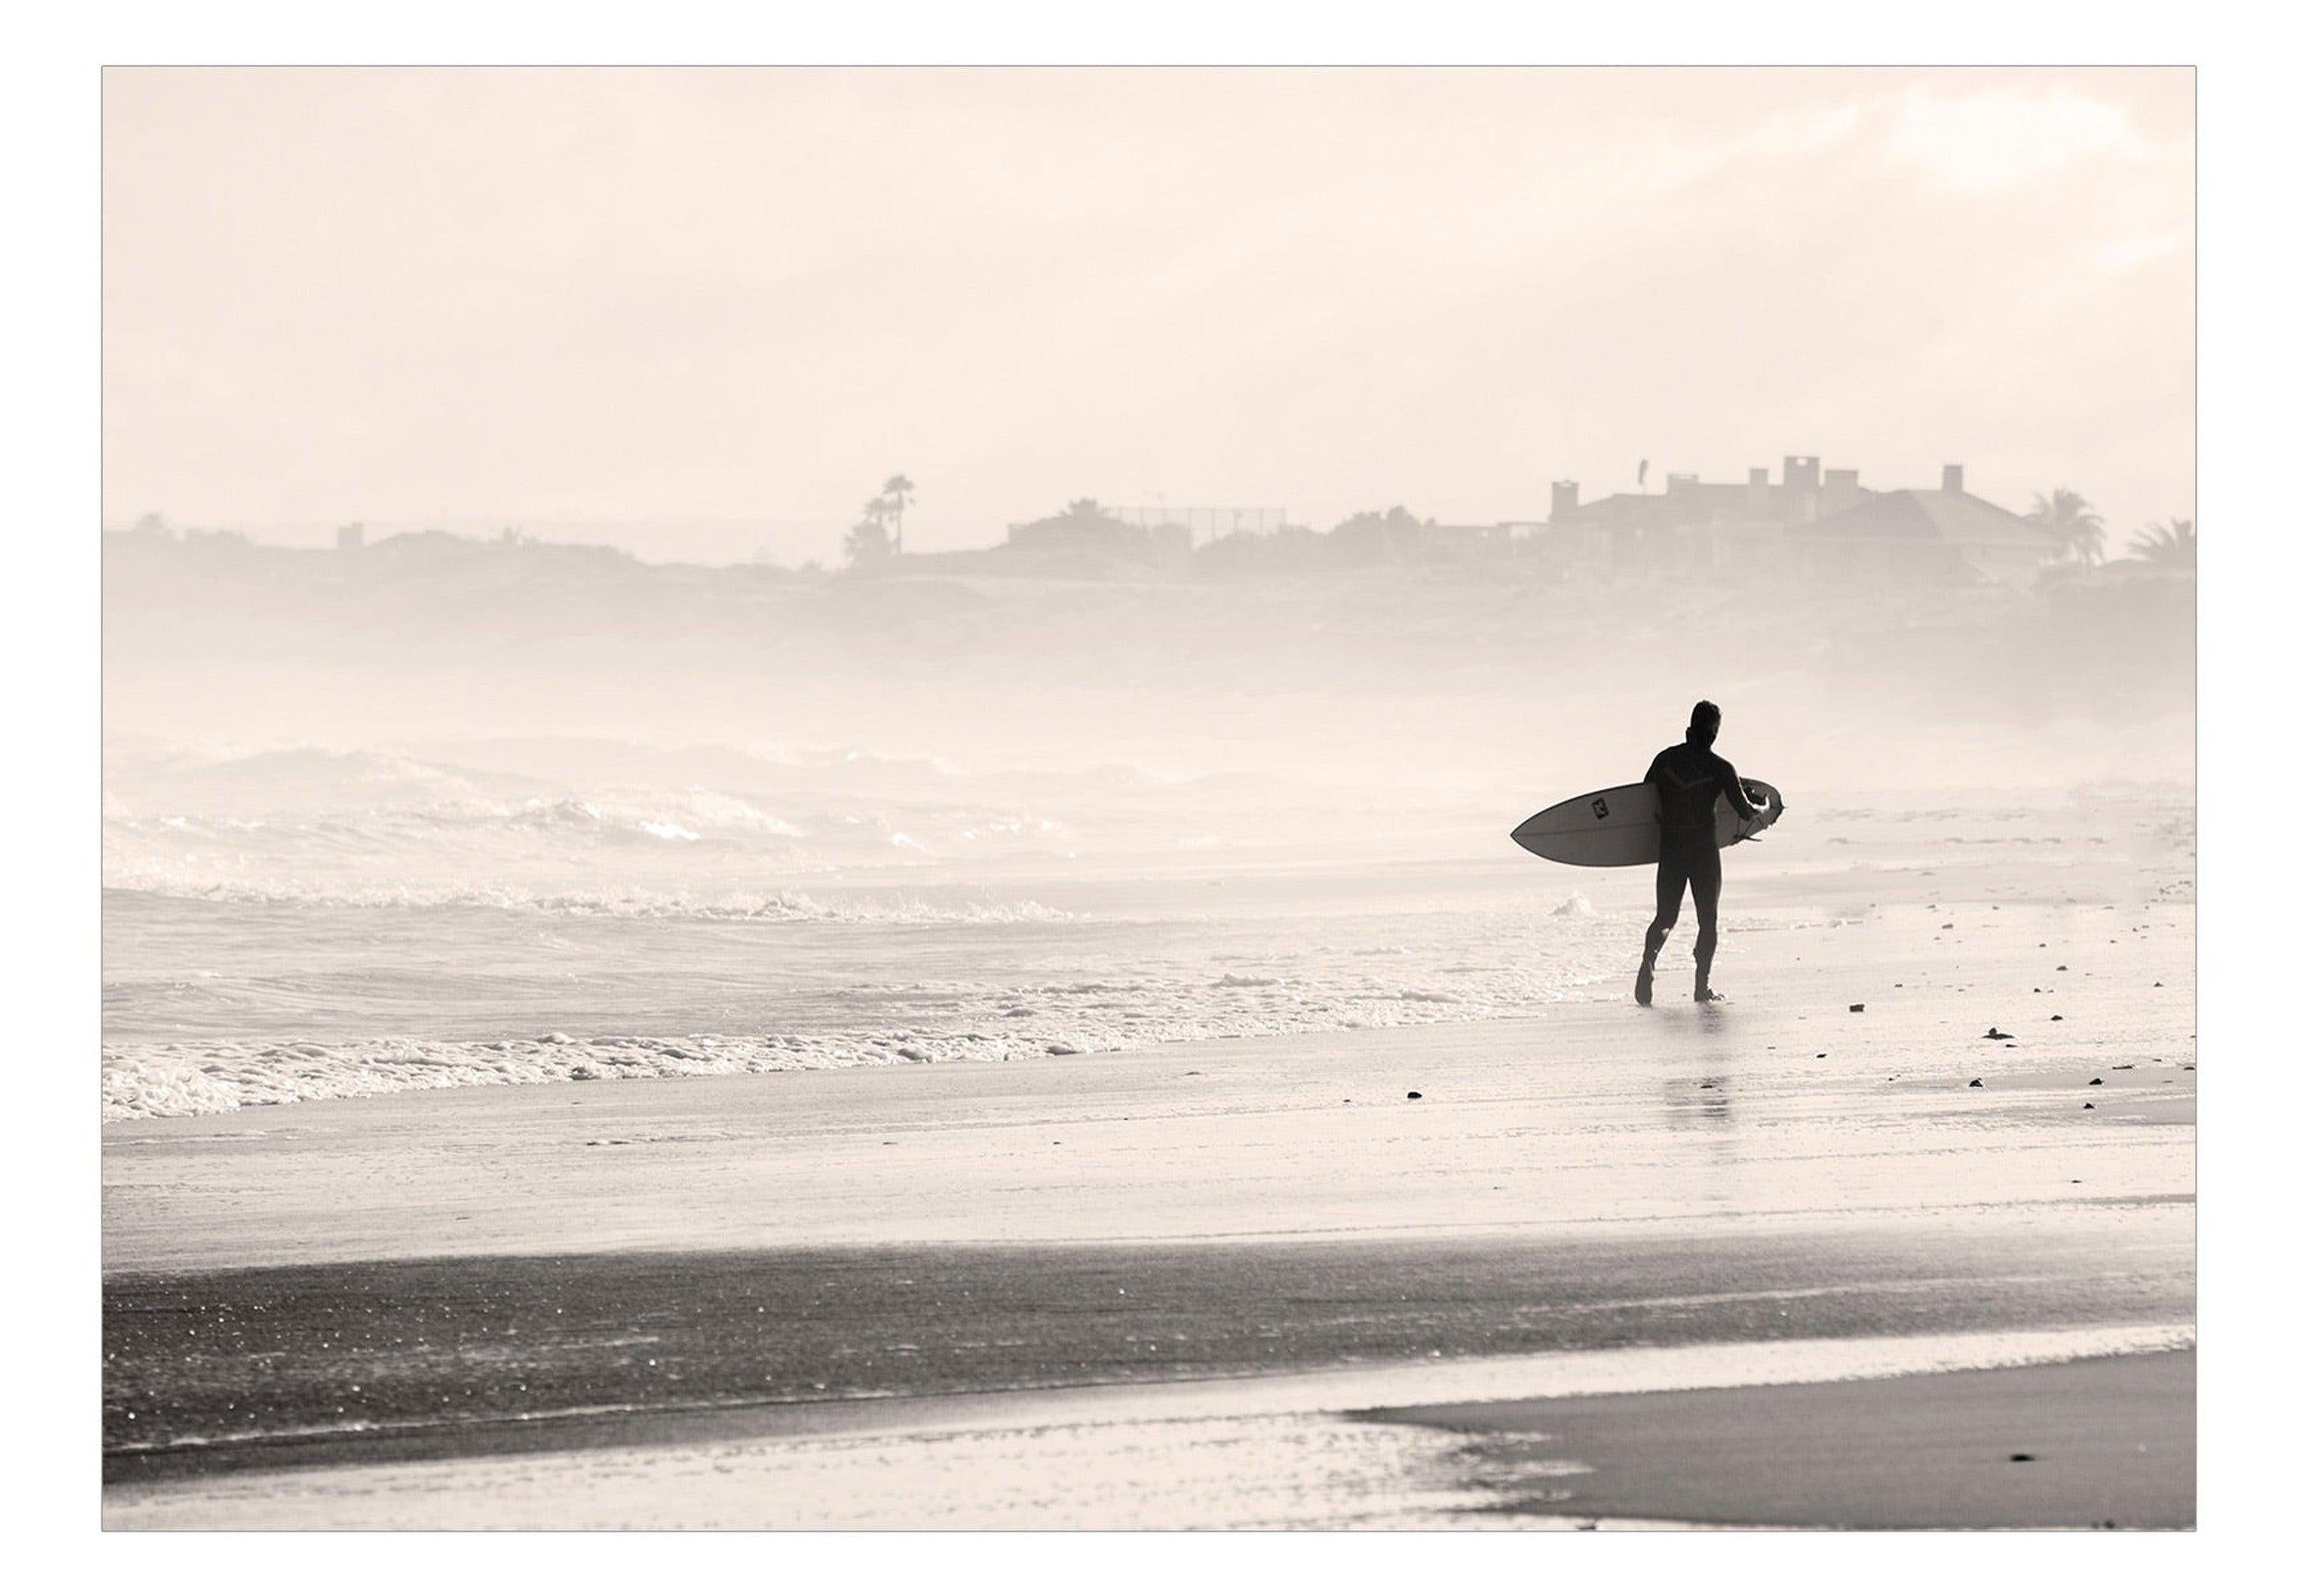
[2026,488,2106,566]
[2132,518,2195,569]
[880,474,915,555]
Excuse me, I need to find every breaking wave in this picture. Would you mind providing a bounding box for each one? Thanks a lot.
[100,878,1079,924]
[99,972,1557,1120]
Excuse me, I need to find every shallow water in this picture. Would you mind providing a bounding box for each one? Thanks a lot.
[100,738,2195,1118]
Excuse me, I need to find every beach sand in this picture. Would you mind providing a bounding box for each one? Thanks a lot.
[1363,1349,2194,1530]
[102,885,2194,1529]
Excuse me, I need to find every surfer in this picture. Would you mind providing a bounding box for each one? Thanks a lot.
[1635,700,1774,1006]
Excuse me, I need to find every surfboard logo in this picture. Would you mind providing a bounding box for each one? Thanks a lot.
[1591,796,1609,819]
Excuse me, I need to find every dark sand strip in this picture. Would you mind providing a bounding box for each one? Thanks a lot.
[106,1220,2192,1485]
[1363,1349,2194,1529]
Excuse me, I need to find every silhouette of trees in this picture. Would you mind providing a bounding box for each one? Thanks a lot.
[2025,488,2106,566]
[843,474,916,567]
[880,474,915,554]
[2132,517,2195,568]
[1008,499,1128,538]
[1329,505,1428,561]
[843,516,893,567]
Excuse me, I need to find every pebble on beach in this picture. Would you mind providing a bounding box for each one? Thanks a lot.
[1406,1091,1422,1101]
[1969,1078,1985,1087]
[1849,1003,1865,1012]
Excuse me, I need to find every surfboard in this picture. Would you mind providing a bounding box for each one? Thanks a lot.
[1511,777,1781,867]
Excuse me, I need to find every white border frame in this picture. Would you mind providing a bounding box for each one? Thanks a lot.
[15,2,2273,1584]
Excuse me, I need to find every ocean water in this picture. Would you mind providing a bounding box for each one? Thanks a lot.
[102,739,2195,1120]
[101,741,1636,1118]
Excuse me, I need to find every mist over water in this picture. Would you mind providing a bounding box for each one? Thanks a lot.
[101,531,2193,1117]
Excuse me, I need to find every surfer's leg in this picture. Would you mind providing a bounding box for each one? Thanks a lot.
[1690,846,1723,999]
[1639,853,1687,1004]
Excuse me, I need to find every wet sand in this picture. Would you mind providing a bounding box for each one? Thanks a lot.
[102,891,2195,1527]
[103,1329,2193,1529]
[105,1221,2195,1486]
[103,898,2194,1271]
[1364,1349,2194,1529]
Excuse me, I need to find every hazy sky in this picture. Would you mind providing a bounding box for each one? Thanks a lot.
[104,67,2193,560]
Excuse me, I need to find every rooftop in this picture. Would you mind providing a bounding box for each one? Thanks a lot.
[1793,489,2055,547]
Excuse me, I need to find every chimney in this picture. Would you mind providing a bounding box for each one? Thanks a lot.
[1550,479,1579,519]
[1782,455,1821,494]
[1746,466,1770,515]
[1942,463,1964,494]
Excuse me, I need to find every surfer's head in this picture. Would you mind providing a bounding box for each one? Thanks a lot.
[1687,700,1722,747]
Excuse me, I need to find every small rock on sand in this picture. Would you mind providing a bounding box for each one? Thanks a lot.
[1969,1078,1985,1087]
[1849,1003,1865,1012]
[1406,1091,1422,1101]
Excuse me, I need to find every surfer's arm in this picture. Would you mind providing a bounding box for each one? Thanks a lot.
[1717,757,1760,823]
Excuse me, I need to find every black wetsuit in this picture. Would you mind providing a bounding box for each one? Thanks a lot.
[1641,740,1759,993]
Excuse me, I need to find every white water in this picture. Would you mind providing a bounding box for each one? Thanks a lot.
[101,735,2195,1120]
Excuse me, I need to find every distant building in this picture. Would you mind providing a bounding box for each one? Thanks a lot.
[1789,466,2061,587]
[336,522,365,552]
[1537,456,2050,585]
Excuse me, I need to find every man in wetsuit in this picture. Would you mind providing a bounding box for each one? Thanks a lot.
[1634,700,1775,1006]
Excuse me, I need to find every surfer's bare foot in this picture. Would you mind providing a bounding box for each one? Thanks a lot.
[1634,963,1655,1006]
[1694,986,1724,1004]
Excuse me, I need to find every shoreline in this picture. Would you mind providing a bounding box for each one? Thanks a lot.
[103,972,2195,1274]
[103,886,2195,1527]
[1361,1348,2195,1532]
[103,1333,2194,1529]
[105,1228,2195,1484]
